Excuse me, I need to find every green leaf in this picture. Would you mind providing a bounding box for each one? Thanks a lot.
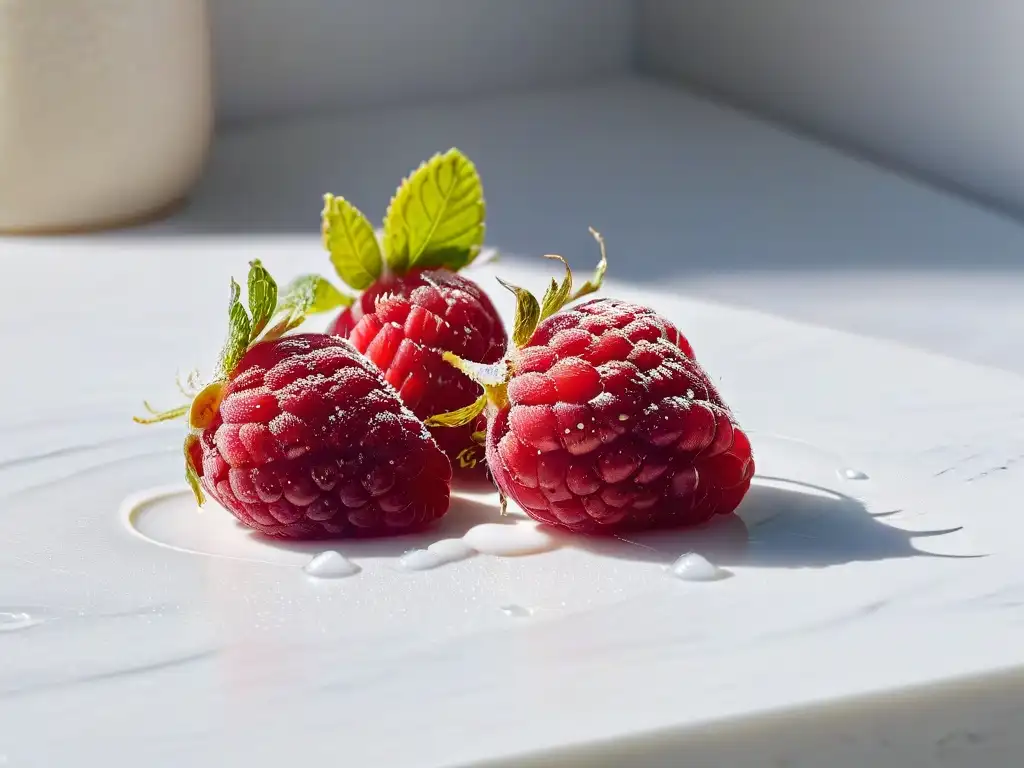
[278,274,352,316]
[184,434,205,506]
[383,148,486,274]
[263,274,353,339]
[247,260,278,341]
[215,279,251,378]
[539,255,572,320]
[401,246,476,273]
[424,392,488,428]
[322,194,384,291]
[498,277,540,348]
[570,227,608,301]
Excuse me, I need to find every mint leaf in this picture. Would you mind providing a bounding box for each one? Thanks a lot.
[322,194,384,291]
[383,148,485,274]
[263,274,353,338]
[247,260,278,341]
[215,279,251,378]
[278,274,351,316]
[400,246,475,273]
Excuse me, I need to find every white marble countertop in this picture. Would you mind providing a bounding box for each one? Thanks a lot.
[2,78,1023,766]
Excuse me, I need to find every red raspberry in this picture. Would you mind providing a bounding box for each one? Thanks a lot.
[334,269,505,483]
[490,298,752,533]
[197,334,451,538]
[319,149,506,484]
[137,264,452,539]
[431,233,754,534]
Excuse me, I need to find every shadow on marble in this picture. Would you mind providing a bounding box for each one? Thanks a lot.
[568,477,973,569]
[238,476,974,571]
[241,494,506,558]
[129,473,977,571]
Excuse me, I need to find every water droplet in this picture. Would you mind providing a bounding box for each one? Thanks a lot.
[500,604,532,618]
[303,551,360,579]
[669,553,731,582]
[399,538,476,571]
[427,538,476,563]
[840,468,869,480]
[576,422,585,430]
[686,389,695,399]
[0,611,42,632]
[463,522,560,557]
[399,549,443,571]
[618,414,629,421]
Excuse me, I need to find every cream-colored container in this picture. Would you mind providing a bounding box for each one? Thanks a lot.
[0,0,213,233]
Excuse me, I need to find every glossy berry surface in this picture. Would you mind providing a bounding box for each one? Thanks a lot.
[334,268,507,482]
[485,298,753,533]
[192,334,452,539]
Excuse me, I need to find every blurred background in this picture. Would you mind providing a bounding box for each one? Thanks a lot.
[2,0,1022,369]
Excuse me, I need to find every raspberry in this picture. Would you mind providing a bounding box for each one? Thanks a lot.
[430,232,754,534]
[318,149,506,483]
[199,334,450,538]
[334,268,505,483]
[490,299,752,533]
[136,263,451,539]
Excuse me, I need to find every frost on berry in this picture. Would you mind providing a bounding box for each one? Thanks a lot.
[196,334,452,539]
[486,299,754,534]
[335,269,507,482]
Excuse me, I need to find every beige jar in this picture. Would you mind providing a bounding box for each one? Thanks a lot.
[0,0,213,233]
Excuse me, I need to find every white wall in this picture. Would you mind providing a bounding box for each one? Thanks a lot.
[209,0,635,123]
[639,0,1024,214]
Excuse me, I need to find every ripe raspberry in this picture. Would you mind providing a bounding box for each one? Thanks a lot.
[337,268,505,482]
[319,148,506,484]
[136,263,451,539]
[431,232,754,534]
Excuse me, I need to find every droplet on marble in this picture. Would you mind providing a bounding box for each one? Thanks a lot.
[839,467,869,480]
[500,604,532,618]
[0,611,42,632]
[668,553,731,582]
[303,551,360,579]
[398,549,445,571]
[400,538,477,571]
[462,522,560,557]
[427,538,476,563]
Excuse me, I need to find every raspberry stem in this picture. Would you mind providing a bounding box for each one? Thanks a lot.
[132,403,189,425]
[428,228,608,433]
[426,353,509,426]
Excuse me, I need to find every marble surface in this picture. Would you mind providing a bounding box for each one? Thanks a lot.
[2,80,1024,766]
